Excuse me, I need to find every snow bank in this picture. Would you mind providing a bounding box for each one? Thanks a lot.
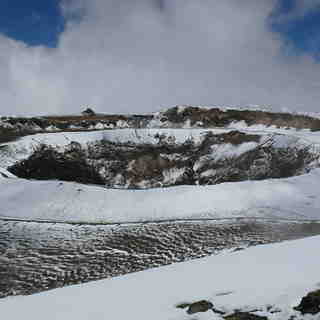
[1,235,320,320]
[1,169,320,223]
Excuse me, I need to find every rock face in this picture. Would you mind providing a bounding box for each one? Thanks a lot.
[8,130,319,188]
[9,144,105,185]
[0,113,153,141]
[294,289,320,315]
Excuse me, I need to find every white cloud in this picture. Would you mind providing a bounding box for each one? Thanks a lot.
[0,0,320,116]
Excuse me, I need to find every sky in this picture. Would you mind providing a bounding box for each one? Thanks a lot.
[0,0,320,116]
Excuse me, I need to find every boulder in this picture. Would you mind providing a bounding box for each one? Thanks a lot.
[294,289,320,315]
[186,300,213,314]
[81,108,96,116]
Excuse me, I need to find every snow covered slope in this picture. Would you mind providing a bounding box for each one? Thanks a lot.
[0,168,15,179]
[1,169,320,223]
[1,235,320,319]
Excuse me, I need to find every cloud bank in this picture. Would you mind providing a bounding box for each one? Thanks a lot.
[1,0,320,116]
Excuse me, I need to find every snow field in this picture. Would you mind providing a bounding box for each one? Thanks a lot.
[1,169,320,223]
[1,235,319,320]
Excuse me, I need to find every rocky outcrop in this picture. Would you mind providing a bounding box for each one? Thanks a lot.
[8,131,319,188]
[294,289,320,315]
[160,106,320,130]
[0,113,153,142]
[2,106,320,144]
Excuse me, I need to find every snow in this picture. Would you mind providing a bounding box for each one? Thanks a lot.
[162,167,186,185]
[209,141,259,161]
[1,168,320,223]
[229,120,320,145]
[1,124,320,223]
[0,168,15,179]
[0,128,232,168]
[2,111,320,318]
[1,235,320,319]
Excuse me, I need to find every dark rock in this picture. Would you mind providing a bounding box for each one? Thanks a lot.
[81,108,96,116]
[8,144,104,185]
[224,312,268,320]
[294,289,320,315]
[186,300,213,314]
[233,247,245,252]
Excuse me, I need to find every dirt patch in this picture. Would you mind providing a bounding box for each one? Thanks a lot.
[224,312,268,320]
[207,130,261,145]
[43,113,153,123]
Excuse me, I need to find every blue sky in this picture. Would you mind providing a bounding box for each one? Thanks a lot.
[0,0,64,47]
[0,0,320,56]
[271,0,320,58]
